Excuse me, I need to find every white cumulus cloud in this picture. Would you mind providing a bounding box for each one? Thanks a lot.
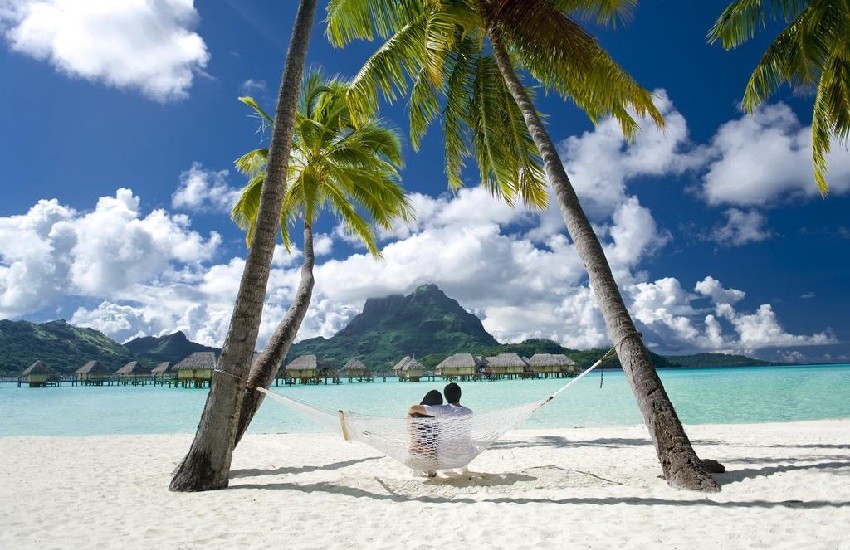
[172,163,241,213]
[709,208,773,246]
[700,103,850,206]
[0,189,220,319]
[694,276,746,306]
[555,89,705,219]
[0,0,209,101]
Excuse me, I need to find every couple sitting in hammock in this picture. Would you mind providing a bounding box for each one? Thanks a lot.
[406,382,475,477]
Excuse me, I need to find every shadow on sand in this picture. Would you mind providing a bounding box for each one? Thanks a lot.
[230,455,383,479]
[228,476,850,509]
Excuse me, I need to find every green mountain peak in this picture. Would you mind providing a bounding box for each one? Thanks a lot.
[292,284,497,369]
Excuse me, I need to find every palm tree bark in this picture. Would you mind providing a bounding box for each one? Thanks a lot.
[169,0,318,492]
[234,223,315,446]
[488,26,720,492]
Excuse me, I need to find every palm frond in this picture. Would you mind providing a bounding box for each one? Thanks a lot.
[535,0,636,27]
[326,0,428,45]
[409,67,444,150]
[235,148,269,177]
[234,68,410,252]
[239,96,274,125]
[230,174,264,246]
[708,0,809,49]
[499,1,663,137]
[346,14,430,116]
[812,53,850,195]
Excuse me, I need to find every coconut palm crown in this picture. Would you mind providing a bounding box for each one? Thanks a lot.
[709,0,850,195]
[231,70,412,256]
[326,0,663,205]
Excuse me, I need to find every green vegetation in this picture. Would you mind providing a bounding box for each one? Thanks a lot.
[124,331,219,364]
[0,319,138,375]
[291,284,498,369]
[666,353,772,368]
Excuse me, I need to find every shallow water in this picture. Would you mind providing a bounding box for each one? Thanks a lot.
[1,364,848,436]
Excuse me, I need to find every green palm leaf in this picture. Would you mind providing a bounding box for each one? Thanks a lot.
[709,0,849,195]
[232,68,413,257]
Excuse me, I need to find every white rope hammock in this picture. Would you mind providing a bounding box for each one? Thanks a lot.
[255,352,611,472]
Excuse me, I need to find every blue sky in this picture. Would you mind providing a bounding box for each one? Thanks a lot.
[1,1,848,363]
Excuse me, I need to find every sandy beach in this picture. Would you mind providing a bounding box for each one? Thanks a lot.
[2,420,848,549]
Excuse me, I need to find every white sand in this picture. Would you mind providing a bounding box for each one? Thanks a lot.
[2,420,848,549]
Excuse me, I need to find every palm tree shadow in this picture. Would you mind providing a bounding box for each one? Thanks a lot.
[230,455,383,479]
[228,478,850,509]
[491,436,652,450]
[717,460,850,486]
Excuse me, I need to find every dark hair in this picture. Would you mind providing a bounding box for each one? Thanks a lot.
[443,382,462,404]
[420,389,443,406]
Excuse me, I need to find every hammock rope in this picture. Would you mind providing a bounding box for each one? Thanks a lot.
[249,345,619,472]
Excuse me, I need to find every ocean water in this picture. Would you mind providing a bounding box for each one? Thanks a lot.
[1,364,848,437]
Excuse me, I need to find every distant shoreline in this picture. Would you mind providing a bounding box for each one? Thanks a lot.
[4,361,850,384]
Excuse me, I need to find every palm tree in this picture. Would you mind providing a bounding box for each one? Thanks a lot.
[326,0,720,491]
[230,72,412,444]
[709,0,849,195]
[169,0,318,492]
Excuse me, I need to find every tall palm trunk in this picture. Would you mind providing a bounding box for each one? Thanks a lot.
[169,0,318,492]
[488,27,719,492]
[234,223,315,445]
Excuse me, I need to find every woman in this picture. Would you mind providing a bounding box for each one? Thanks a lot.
[407,389,442,477]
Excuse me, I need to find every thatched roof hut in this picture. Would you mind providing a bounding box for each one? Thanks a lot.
[483,353,527,375]
[285,354,318,372]
[21,360,58,387]
[402,358,425,372]
[174,352,216,371]
[150,362,172,375]
[436,353,478,376]
[393,356,425,380]
[76,361,110,375]
[527,353,577,375]
[22,360,56,377]
[173,352,216,386]
[284,354,333,380]
[392,356,413,371]
[174,352,216,379]
[115,361,149,375]
[342,358,368,373]
[75,360,110,383]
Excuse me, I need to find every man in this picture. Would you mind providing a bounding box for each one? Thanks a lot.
[408,382,474,472]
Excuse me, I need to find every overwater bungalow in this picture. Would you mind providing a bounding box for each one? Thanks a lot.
[76,361,111,385]
[435,353,479,381]
[284,355,319,384]
[482,353,527,380]
[115,361,150,384]
[150,361,173,382]
[20,360,58,387]
[173,352,216,388]
[526,353,578,378]
[393,356,426,382]
[342,358,371,382]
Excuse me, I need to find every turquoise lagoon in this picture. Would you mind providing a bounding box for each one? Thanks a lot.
[1,364,848,437]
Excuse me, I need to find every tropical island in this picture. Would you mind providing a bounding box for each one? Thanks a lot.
[0,284,773,379]
[2,1,849,549]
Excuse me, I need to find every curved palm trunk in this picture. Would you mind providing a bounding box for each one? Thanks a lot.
[234,223,315,445]
[488,28,719,492]
[169,0,318,492]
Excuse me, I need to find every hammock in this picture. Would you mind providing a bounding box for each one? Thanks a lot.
[255,353,611,472]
